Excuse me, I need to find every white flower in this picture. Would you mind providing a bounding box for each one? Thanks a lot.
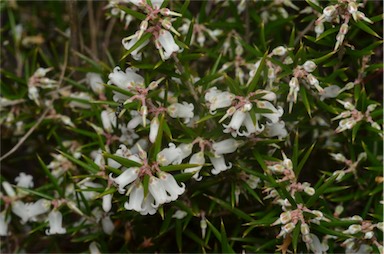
[12,199,51,224]
[320,85,340,101]
[209,155,232,175]
[0,211,10,236]
[149,116,160,143]
[272,46,287,56]
[86,72,105,94]
[156,29,180,60]
[148,176,171,207]
[264,121,288,139]
[183,151,205,181]
[158,171,185,201]
[242,112,265,136]
[245,175,260,189]
[102,194,113,213]
[124,182,144,212]
[256,101,283,123]
[167,102,194,123]
[101,215,115,235]
[89,242,101,254]
[223,109,247,137]
[172,210,187,219]
[46,210,66,235]
[157,143,183,166]
[343,224,362,234]
[140,194,157,215]
[28,86,40,105]
[178,143,193,161]
[15,172,34,193]
[108,66,144,91]
[205,87,235,114]
[307,234,328,254]
[122,31,150,61]
[109,167,140,193]
[101,109,117,133]
[2,181,16,197]
[212,138,241,155]
[303,60,317,73]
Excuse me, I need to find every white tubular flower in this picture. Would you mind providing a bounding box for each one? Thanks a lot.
[149,116,160,143]
[320,85,340,101]
[124,182,144,212]
[2,181,16,197]
[158,172,185,201]
[167,102,194,123]
[172,210,187,219]
[157,143,182,166]
[89,242,101,254]
[209,155,232,175]
[157,29,180,60]
[184,151,205,181]
[122,31,150,61]
[28,86,40,105]
[307,234,328,254]
[278,222,296,237]
[101,215,115,235]
[205,87,235,114]
[102,194,113,213]
[242,113,265,136]
[148,176,170,207]
[178,143,193,161]
[343,224,362,234]
[280,211,292,224]
[301,223,310,236]
[140,194,157,215]
[257,101,284,123]
[0,211,10,236]
[246,175,260,189]
[86,72,105,95]
[151,0,164,9]
[127,112,144,130]
[223,109,247,137]
[315,22,324,38]
[265,121,288,139]
[101,110,117,133]
[272,46,287,56]
[108,67,144,91]
[109,167,140,193]
[303,60,317,73]
[12,199,51,224]
[304,186,315,196]
[46,210,66,235]
[15,172,34,188]
[212,138,240,155]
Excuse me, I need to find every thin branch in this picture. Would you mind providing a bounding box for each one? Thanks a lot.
[87,0,98,59]
[294,20,315,46]
[0,107,51,161]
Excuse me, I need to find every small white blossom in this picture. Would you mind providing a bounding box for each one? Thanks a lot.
[46,210,66,235]
[209,155,232,175]
[109,167,140,193]
[184,151,205,181]
[102,194,113,213]
[86,73,105,95]
[167,102,194,123]
[15,172,34,189]
[101,215,115,235]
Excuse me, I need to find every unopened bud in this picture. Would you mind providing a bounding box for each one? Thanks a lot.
[323,6,336,17]
[303,60,317,73]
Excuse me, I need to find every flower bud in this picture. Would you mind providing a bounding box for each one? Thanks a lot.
[303,60,317,73]
[323,6,336,18]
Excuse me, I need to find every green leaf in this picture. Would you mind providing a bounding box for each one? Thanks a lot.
[306,174,338,207]
[220,219,235,253]
[296,143,315,176]
[292,221,301,253]
[305,0,322,13]
[16,186,54,200]
[142,174,150,197]
[353,20,381,38]
[59,151,99,174]
[160,164,200,172]
[299,87,312,117]
[315,27,339,41]
[117,5,146,20]
[121,32,152,60]
[247,51,268,94]
[37,155,64,197]
[103,153,142,168]
[205,195,254,222]
[312,51,336,65]
[103,83,134,98]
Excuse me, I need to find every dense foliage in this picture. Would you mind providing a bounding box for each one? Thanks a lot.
[1,0,383,253]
